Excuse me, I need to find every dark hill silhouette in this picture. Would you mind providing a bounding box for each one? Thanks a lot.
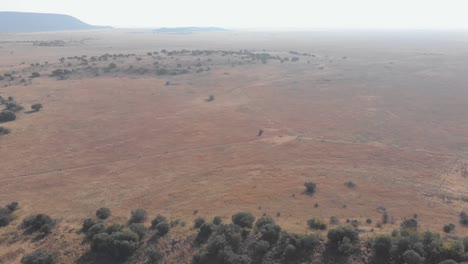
[0,12,111,33]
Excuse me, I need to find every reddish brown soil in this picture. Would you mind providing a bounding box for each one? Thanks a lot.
[0,30,467,263]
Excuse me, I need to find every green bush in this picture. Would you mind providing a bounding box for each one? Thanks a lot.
[0,207,13,227]
[213,216,222,225]
[194,217,206,229]
[195,223,213,244]
[373,236,392,261]
[443,223,455,233]
[0,111,16,123]
[403,249,424,264]
[21,250,55,264]
[255,217,275,229]
[82,218,97,232]
[129,209,148,224]
[401,218,418,230]
[91,229,139,261]
[344,181,356,188]
[87,223,107,238]
[304,182,317,195]
[307,218,327,230]
[147,249,163,264]
[31,103,43,112]
[22,214,54,234]
[151,214,167,229]
[129,223,147,240]
[232,212,255,228]
[155,222,170,236]
[327,226,359,254]
[461,211,468,226]
[6,201,19,212]
[96,207,111,220]
[259,223,281,243]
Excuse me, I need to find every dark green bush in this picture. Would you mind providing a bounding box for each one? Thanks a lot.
[0,126,10,135]
[129,223,147,240]
[444,223,455,233]
[31,103,43,112]
[401,218,418,230]
[403,249,424,264]
[87,223,107,238]
[0,110,16,123]
[129,209,147,224]
[147,249,163,264]
[96,207,111,220]
[259,223,281,244]
[22,214,54,234]
[255,217,275,229]
[151,214,167,229]
[232,212,255,228]
[0,207,13,227]
[307,218,327,230]
[6,201,19,212]
[327,226,359,254]
[91,229,139,261]
[461,211,468,226]
[373,236,393,261]
[82,218,96,232]
[21,250,55,264]
[195,223,213,244]
[344,181,356,188]
[155,222,170,236]
[304,182,317,195]
[194,217,206,228]
[213,216,222,225]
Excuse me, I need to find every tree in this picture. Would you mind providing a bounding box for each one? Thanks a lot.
[96,207,111,220]
[22,214,54,234]
[129,223,147,240]
[155,222,170,236]
[213,216,222,225]
[0,207,13,227]
[401,218,418,230]
[304,182,317,195]
[443,223,455,233]
[232,212,255,228]
[194,217,206,228]
[31,103,43,112]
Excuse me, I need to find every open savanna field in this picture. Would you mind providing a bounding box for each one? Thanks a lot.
[0,30,467,263]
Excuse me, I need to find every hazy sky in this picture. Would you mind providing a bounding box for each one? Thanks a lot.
[3,0,468,29]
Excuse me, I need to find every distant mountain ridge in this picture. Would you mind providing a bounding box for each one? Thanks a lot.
[153,27,226,33]
[0,12,110,33]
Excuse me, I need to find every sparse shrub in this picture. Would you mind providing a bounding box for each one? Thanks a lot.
[21,250,55,264]
[0,207,13,227]
[194,217,206,228]
[232,212,255,228]
[0,110,16,123]
[129,208,147,224]
[22,214,54,234]
[96,207,111,220]
[206,95,215,102]
[344,181,356,188]
[6,202,19,212]
[351,220,360,228]
[213,216,222,225]
[444,223,455,233]
[82,218,97,232]
[155,222,170,236]
[151,214,167,229]
[307,218,327,230]
[366,218,372,224]
[129,223,147,240]
[392,229,399,237]
[304,182,316,195]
